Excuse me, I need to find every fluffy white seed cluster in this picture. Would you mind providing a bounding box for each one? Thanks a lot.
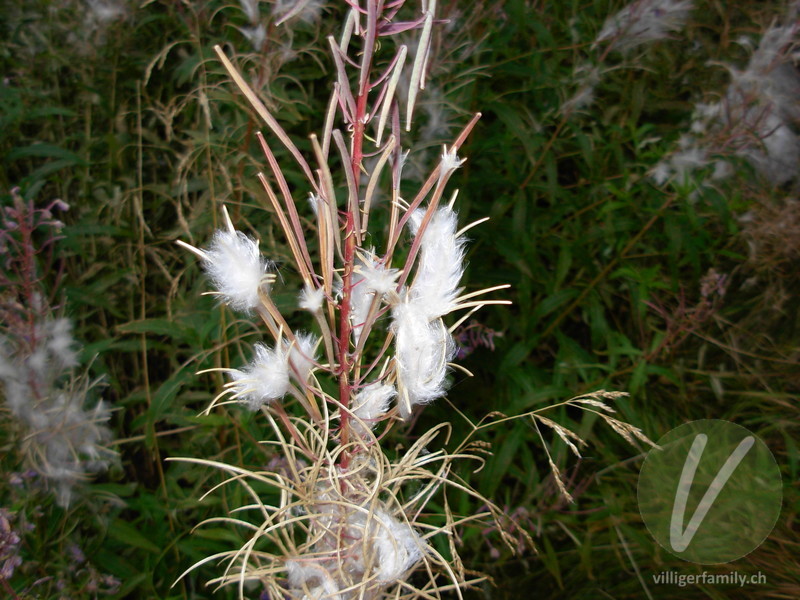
[351,382,396,437]
[228,343,290,411]
[351,255,400,345]
[392,207,464,419]
[299,284,325,313]
[652,16,800,187]
[82,0,128,41]
[0,318,113,507]
[439,146,465,180]
[596,0,694,52]
[408,208,464,317]
[367,508,424,583]
[286,560,342,600]
[287,501,425,599]
[724,23,800,185]
[651,134,711,186]
[272,0,324,24]
[561,63,602,117]
[237,0,266,51]
[392,305,455,419]
[200,229,271,314]
[227,333,318,410]
[286,333,319,383]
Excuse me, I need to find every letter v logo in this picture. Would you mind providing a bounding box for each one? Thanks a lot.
[669,434,754,552]
[638,419,782,564]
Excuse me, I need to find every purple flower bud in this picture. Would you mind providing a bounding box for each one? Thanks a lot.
[68,543,86,564]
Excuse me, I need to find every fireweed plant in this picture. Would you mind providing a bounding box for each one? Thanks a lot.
[176,2,655,598]
[562,0,695,117]
[0,189,115,507]
[652,4,800,189]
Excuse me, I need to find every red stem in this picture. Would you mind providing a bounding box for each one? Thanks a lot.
[1,577,20,600]
[337,211,356,465]
[351,90,369,181]
[338,83,370,468]
[19,198,38,348]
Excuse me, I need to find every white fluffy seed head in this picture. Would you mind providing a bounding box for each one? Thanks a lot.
[228,343,290,410]
[299,284,325,313]
[596,0,694,52]
[393,206,465,416]
[408,207,465,319]
[743,22,799,81]
[0,331,115,507]
[726,24,800,184]
[273,0,325,24]
[201,229,271,313]
[351,382,395,436]
[238,0,259,23]
[307,192,323,216]
[439,145,465,177]
[391,300,454,419]
[21,319,79,379]
[350,254,401,345]
[238,23,266,51]
[349,271,371,347]
[356,255,400,297]
[367,509,424,583]
[285,560,342,600]
[286,333,318,384]
[45,318,78,370]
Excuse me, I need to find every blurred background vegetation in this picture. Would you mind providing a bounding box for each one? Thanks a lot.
[1,0,798,598]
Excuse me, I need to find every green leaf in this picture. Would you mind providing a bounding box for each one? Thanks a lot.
[629,360,648,396]
[482,424,524,497]
[7,143,87,164]
[539,533,564,589]
[24,157,83,182]
[145,365,196,445]
[118,318,189,340]
[107,518,161,554]
[534,289,578,321]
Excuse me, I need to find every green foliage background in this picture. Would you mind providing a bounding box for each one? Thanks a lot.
[1,0,797,599]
